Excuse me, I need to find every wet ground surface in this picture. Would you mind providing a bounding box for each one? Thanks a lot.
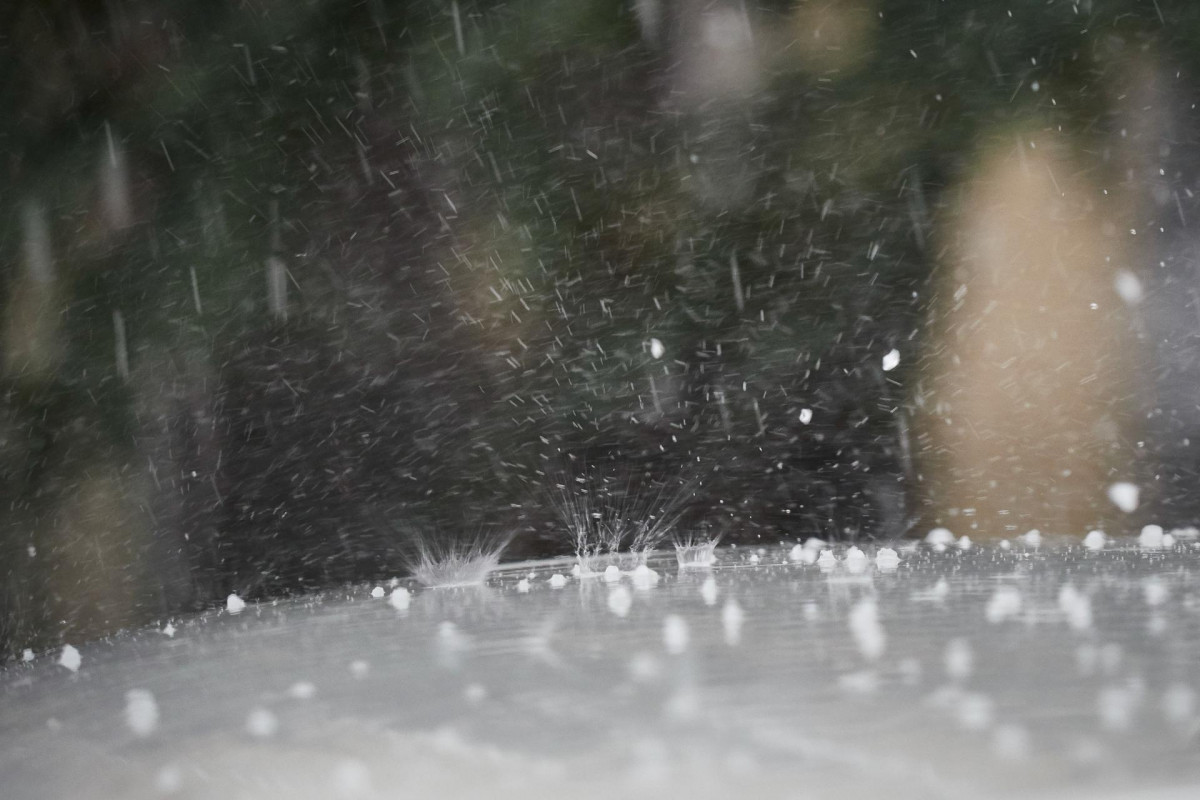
[3,535,1200,799]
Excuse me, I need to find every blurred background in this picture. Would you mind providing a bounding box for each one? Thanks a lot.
[3,0,1200,658]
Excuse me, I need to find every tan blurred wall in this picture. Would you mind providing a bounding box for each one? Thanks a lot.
[922,45,1168,537]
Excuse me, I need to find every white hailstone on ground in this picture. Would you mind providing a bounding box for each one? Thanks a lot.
[722,599,745,646]
[1139,524,1165,549]
[629,652,663,682]
[226,593,246,614]
[957,535,972,550]
[288,681,316,700]
[1098,683,1143,732]
[875,547,901,570]
[882,348,901,372]
[548,573,568,588]
[435,622,472,671]
[998,539,1012,551]
[845,546,869,574]
[955,692,995,731]
[798,408,813,424]
[1142,577,1169,607]
[992,724,1032,762]
[663,615,690,654]
[985,586,1023,624]
[1058,585,1093,631]
[516,578,531,593]
[607,585,633,618]
[124,689,159,738]
[1083,530,1107,551]
[664,684,700,721]
[925,527,955,547]
[155,764,184,794]
[631,564,660,589]
[331,758,373,800]
[700,576,719,606]
[21,648,34,663]
[370,586,384,599]
[1161,683,1196,726]
[603,565,623,583]
[245,707,279,738]
[388,587,411,611]
[1162,532,1177,548]
[838,670,880,695]
[1068,738,1106,768]
[161,623,176,638]
[649,337,665,359]
[944,638,974,681]
[1107,482,1140,513]
[788,543,818,565]
[848,598,886,661]
[1113,270,1144,306]
[58,645,81,672]
[1020,529,1042,548]
[817,549,838,567]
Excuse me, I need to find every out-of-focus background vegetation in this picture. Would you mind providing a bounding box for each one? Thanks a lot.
[3,0,1200,658]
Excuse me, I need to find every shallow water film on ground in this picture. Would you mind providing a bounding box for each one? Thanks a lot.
[5,0,1200,794]
[3,537,1200,799]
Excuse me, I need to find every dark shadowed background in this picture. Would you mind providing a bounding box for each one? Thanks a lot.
[3,0,1200,658]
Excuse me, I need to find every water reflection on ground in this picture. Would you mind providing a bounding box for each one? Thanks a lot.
[3,535,1199,799]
